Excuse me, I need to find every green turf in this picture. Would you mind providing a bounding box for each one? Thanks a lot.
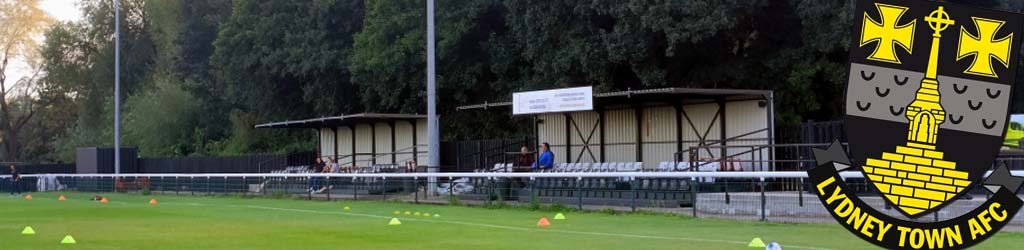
[2,193,1022,249]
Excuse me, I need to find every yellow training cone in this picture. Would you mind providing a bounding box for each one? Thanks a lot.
[61,235,77,244]
[748,238,766,248]
[433,214,440,218]
[414,212,421,216]
[553,213,566,220]
[404,211,411,215]
[388,218,402,226]
[22,226,35,235]
[343,206,351,211]
[393,211,400,215]
[423,213,431,217]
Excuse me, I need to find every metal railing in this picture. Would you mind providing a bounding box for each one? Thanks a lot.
[3,171,1022,232]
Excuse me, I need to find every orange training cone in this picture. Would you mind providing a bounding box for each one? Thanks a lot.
[537,217,551,227]
[58,195,66,201]
[25,194,33,200]
[100,197,109,204]
[149,199,158,205]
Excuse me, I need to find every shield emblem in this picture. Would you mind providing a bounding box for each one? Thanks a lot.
[845,0,1024,218]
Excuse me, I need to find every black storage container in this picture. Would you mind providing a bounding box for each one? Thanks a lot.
[76,147,139,173]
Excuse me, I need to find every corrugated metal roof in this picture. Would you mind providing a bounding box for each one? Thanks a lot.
[457,87,772,111]
[255,113,426,129]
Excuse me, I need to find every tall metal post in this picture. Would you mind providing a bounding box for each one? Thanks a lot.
[426,0,439,194]
[767,92,775,171]
[114,0,122,174]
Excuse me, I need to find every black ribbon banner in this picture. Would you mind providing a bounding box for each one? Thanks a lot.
[810,143,1023,250]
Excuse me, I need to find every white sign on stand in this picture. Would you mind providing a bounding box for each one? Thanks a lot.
[513,86,594,115]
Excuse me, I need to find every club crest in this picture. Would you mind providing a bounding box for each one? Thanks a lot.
[811,0,1024,249]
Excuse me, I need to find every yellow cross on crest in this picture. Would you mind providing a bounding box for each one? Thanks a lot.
[957,17,1014,78]
[861,3,917,64]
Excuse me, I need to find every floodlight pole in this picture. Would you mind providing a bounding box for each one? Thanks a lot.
[114,0,122,174]
[426,0,439,193]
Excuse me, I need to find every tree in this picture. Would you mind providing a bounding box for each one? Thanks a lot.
[0,0,51,160]
[176,0,232,145]
[38,0,156,161]
[211,0,364,153]
[123,77,200,157]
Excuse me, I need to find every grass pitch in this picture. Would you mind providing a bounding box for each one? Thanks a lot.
[2,193,1022,249]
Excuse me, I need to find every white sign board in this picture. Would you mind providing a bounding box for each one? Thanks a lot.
[513,86,594,115]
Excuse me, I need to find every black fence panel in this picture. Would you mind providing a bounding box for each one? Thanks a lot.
[1,164,75,175]
[75,147,140,173]
[138,152,315,173]
[455,137,534,172]
[775,120,847,171]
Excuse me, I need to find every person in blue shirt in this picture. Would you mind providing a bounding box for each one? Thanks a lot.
[532,142,554,170]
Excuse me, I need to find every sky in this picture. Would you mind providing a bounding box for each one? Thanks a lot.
[40,0,82,22]
[5,0,82,90]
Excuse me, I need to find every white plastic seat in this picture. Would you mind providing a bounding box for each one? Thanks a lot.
[578,163,591,172]
[554,163,567,172]
[630,162,642,172]
[676,162,691,172]
[658,162,672,171]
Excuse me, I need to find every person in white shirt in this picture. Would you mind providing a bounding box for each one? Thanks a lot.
[329,158,340,173]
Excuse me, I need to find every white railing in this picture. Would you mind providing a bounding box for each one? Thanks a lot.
[3,170,1021,179]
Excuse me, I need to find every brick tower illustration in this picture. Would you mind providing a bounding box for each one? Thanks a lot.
[861,6,972,216]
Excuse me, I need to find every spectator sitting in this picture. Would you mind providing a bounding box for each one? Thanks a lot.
[516,146,533,167]
[405,160,417,172]
[309,158,324,192]
[310,158,324,173]
[531,142,554,170]
[316,163,331,193]
[329,158,340,173]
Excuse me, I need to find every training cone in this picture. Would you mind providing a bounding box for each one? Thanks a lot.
[343,206,351,211]
[25,194,32,200]
[388,218,402,226]
[100,197,109,204]
[21,226,35,235]
[404,211,411,215]
[414,212,421,216]
[61,235,76,244]
[537,217,551,227]
[553,213,566,220]
[58,195,66,201]
[149,199,158,205]
[433,214,440,217]
[423,213,431,217]
[394,211,400,215]
[748,237,766,248]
